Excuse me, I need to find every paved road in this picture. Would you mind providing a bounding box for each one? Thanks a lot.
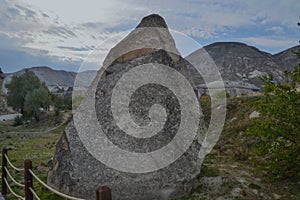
[0,113,21,121]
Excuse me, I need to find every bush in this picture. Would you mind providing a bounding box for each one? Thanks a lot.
[52,95,72,111]
[13,115,22,126]
[246,52,300,180]
[54,108,60,116]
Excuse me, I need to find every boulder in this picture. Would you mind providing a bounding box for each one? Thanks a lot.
[48,14,206,200]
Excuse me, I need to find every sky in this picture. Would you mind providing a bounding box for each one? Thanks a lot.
[0,0,299,73]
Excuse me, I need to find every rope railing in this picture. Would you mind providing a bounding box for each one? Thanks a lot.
[4,154,24,172]
[4,167,25,187]
[2,147,112,200]
[29,169,85,200]
[3,178,25,200]
[29,187,41,200]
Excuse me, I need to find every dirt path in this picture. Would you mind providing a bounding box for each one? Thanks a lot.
[4,113,71,134]
[0,113,21,121]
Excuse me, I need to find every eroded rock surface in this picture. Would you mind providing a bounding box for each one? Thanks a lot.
[48,14,206,200]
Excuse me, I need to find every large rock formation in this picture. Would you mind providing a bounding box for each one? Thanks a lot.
[48,14,207,199]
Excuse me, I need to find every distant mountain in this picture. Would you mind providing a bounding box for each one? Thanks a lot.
[2,43,299,96]
[2,66,97,94]
[185,42,299,92]
[4,66,76,85]
[274,45,300,71]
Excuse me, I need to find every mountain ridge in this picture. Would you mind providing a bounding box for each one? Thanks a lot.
[2,42,299,96]
[186,42,299,95]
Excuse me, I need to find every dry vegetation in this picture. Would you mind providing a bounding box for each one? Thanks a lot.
[0,98,299,199]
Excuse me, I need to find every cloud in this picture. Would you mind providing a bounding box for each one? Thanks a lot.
[267,26,285,35]
[181,27,216,39]
[0,0,129,71]
[14,4,37,19]
[0,0,299,72]
[0,48,81,73]
[43,26,77,38]
[57,46,91,51]
[241,37,297,48]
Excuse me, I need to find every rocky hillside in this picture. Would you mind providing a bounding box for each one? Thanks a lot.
[2,66,97,94]
[186,42,299,93]
[185,97,300,199]
[2,43,299,96]
[3,66,76,88]
[274,45,300,71]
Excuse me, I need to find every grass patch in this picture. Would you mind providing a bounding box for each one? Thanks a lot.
[1,97,299,199]
[0,111,70,199]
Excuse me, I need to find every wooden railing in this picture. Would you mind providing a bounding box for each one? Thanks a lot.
[1,148,112,200]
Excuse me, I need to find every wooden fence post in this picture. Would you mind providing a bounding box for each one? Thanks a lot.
[96,186,112,200]
[1,148,7,198]
[24,160,33,200]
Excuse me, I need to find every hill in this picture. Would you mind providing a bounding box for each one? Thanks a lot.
[274,45,300,71]
[2,66,97,94]
[186,42,299,96]
[2,43,299,96]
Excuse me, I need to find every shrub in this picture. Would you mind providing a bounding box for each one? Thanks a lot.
[13,115,22,126]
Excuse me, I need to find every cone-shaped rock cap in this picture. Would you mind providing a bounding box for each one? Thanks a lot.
[136,14,168,28]
[103,14,178,67]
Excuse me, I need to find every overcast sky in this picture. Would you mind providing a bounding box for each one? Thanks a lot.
[0,0,299,73]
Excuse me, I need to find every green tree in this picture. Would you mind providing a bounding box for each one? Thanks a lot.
[24,89,42,121]
[6,70,52,121]
[52,95,72,111]
[23,86,52,121]
[247,51,300,179]
[35,84,52,110]
[6,70,41,114]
